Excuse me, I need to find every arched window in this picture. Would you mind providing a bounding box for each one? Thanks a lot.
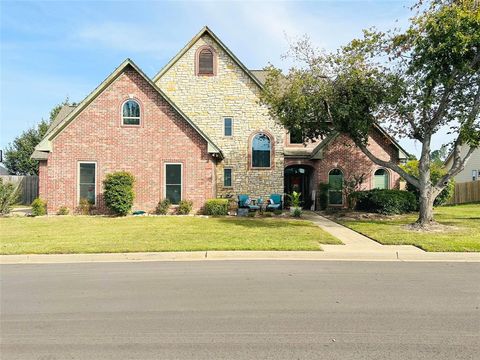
[122,100,140,125]
[252,133,271,168]
[374,168,389,189]
[328,169,343,205]
[198,48,214,75]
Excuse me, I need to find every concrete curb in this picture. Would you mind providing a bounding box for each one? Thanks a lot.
[1,250,480,264]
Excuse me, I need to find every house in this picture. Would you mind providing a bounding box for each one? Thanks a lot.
[32,26,408,214]
[444,146,480,183]
[0,163,9,175]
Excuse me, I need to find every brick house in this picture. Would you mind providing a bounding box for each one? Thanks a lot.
[32,26,408,214]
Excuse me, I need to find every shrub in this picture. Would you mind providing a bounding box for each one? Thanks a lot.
[57,206,69,215]
[401,160,454,206]
[31,198,47,216]
[351,189,417,215]
[263,212,273,217]
[273,210,283,216]
[177,200,193,215]
[292,207,302,217]
[318,183,330,210]
[203,199,229,216]
[155,199,170,215]
[0,178,20,215]
[103,171,135,216]
[77,198,93,215]
[247,212,256,217]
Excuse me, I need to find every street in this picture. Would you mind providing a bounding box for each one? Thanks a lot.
[1,260,479,359]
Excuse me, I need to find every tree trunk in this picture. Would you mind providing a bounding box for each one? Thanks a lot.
[417,188,435,226]
[415,134,436,228]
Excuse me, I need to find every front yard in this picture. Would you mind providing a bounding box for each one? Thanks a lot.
[0,216,342,255]
[336,203,480,252]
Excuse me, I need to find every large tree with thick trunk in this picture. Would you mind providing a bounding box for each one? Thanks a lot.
[261,0,479,228]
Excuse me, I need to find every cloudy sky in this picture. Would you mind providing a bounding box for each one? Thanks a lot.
[0,0,452,156]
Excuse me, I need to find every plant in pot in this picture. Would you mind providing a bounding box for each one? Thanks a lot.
[288,191,302,216]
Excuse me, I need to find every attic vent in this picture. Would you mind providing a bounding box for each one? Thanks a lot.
[198,48,214,75]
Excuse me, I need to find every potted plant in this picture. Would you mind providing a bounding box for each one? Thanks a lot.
[288,191,302,216]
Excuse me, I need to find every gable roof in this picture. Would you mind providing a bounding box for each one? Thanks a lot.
[45,104,76,137]
[33,58,222,159]
[152,26,264,89]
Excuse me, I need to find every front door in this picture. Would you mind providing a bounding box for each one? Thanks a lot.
[284,166,313,209]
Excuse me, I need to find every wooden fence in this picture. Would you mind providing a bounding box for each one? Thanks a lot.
[447,180,480,205]
[0,175,39,205]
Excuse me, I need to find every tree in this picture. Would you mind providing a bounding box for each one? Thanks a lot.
[261,0,479,228]
[3,98,71,175]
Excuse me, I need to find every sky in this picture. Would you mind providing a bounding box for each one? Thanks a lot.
[0,0,452,157]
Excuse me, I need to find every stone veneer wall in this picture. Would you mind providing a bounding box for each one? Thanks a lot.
[156,34,285,200]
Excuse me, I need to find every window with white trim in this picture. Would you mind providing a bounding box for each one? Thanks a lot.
[122,100,140,125]
[224,168,232,187]
[165,164,182,204]
[252,133,271,168]
[224,117,233,136]
[78,162,96,205]
[473,170,478,181]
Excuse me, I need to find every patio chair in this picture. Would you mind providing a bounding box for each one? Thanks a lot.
[238,194,260,211]
[266,194,283,211]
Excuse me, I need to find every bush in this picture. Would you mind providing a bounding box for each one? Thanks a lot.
[77,198,93,215]
[155,199,170,215]
[103,171,135,216]
[318,183,330,210]
[177,200,193,215]
[351,189,417,215]
[57,206,69,215]
[31,198,47,216]
[203,199,229,216]
[292,207,302,217]
[401,160,454,206]
[273,210,283,216]
[0,178,20,215]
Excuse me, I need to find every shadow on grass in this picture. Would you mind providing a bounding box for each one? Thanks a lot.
[215,217,311,229]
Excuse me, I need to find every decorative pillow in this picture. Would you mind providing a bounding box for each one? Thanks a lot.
[244,198,251,206]
[269,198,275,205]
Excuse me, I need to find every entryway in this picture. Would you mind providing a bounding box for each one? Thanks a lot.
[284,165,314,209]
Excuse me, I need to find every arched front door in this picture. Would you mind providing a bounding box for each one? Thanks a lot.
[284,165,314,209]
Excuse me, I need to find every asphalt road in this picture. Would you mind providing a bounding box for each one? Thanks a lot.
[1,261,479,360]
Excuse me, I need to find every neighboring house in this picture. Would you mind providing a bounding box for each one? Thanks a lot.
[32,26,408,214]
[0,163,9,175]
[444,146,480,183]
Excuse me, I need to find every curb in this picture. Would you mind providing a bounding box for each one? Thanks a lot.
[1,250,480,265]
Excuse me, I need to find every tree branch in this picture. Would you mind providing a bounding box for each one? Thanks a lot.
[357,142,420,188]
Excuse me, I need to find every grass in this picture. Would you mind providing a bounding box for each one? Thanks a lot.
[0,216,342,255]
[338,203,480,252]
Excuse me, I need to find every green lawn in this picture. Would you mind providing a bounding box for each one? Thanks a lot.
[0,216,342,255]
[338,203,480,252]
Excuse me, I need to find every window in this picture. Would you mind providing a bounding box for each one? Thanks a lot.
[473,170,478,181]
[198,48,214,75]
[78,162,96,204]
[374,168,389,189]
[122,100,140,125]
[252,133,271,168]
[224,168,232,187]
[289,127,303,144]
[224,117,233,136]
[328,169,343,205]
[165,164,182,205]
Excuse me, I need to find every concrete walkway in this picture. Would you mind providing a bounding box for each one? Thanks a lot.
[1,213,479,264]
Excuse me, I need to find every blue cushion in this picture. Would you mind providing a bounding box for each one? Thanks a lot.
[270,194,282,205]
[238,194,249,207]
[248,205,260,210]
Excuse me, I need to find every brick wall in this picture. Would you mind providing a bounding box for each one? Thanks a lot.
[285,130,402,206]
[41,66,215,214]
